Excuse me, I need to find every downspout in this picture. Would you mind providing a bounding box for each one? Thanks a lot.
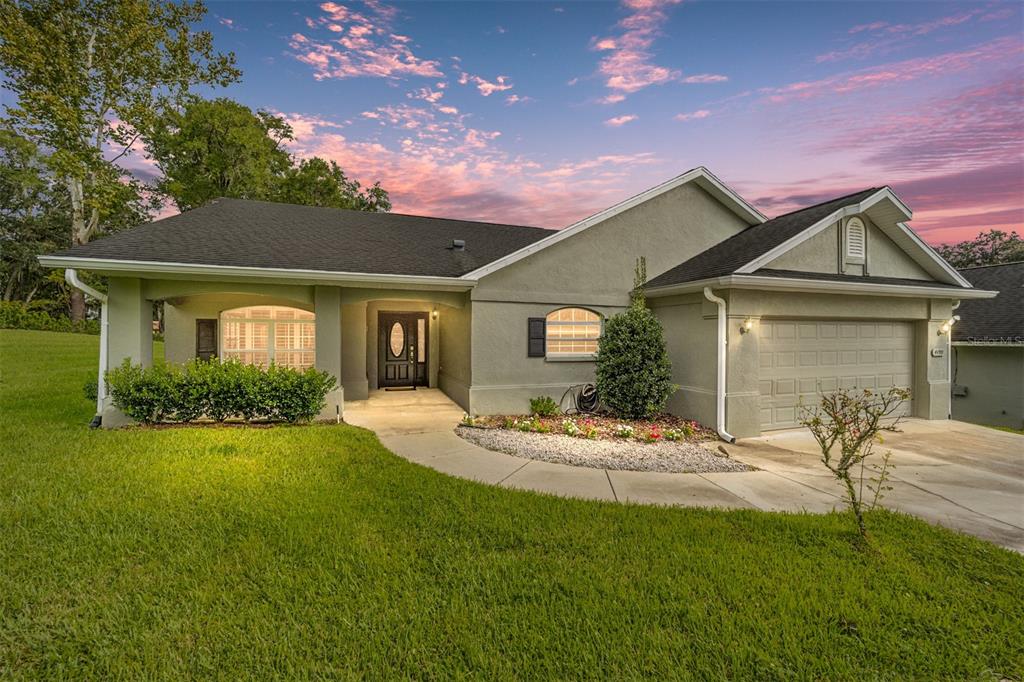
[66,269,108,428]
[703,287,736,443]
[947,300,961,419]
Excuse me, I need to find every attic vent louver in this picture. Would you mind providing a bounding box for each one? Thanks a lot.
[450,239,466,250]
[845,217,865,259]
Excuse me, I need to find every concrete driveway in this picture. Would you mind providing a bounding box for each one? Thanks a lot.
[734,420,1024,551]
[346,391,1024,551]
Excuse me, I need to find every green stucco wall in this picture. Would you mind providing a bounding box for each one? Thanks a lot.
[952,346,1024,429]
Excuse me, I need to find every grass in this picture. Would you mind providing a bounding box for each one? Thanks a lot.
[989,425,1024,436]
[1,329,1023,680]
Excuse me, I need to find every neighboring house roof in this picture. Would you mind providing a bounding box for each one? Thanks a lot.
[953,262,1024,344]
[44,197,552,278]
[645,188,882,288]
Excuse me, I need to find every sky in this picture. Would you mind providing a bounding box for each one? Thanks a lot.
[143,0,1022,244]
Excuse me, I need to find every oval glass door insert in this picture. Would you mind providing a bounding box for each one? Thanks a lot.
[389,322,405,358]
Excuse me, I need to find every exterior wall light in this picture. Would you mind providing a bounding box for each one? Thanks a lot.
[938,315,960,335]
[740,318,754,334]
[432,308,438,320]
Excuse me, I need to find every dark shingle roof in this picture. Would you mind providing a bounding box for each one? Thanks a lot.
[953,262,1024,343]
[753,269,965,290]
[645,188,882,288]
[47,198,552,278]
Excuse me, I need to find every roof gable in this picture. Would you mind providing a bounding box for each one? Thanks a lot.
[459,167,766,281]
[646,187,972,290]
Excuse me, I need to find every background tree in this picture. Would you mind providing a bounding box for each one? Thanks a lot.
[0,0,240,320]
[594,257,676,419]
[936,230,1024,269]
[0,125,153,306]
[275,157,391,212]
[147,98,294,211]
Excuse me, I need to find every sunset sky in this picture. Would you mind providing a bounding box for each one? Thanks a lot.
[139,0,1022,244]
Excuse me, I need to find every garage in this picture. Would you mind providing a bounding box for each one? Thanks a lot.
[758,320,914,430]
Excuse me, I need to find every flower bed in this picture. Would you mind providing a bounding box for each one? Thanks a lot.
[455,413,750,473]
[460,413,716,444]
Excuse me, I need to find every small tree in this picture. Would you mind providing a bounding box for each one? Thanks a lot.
[595,257,675,419]
[800,387,910,538]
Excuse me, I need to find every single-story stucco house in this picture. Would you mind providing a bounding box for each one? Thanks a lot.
[40,167,995,438]
[951,261,1023,430]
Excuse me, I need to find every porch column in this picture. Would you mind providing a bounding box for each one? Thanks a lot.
[102,277,153,427]
[315,286,344,420]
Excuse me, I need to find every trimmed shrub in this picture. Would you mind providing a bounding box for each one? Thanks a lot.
[0,301,99,335]
[105,358,336,425]
[595,258,676,419]
[529,395,560,417]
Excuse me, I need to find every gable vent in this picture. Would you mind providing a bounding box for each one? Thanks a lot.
[846,217,866,259]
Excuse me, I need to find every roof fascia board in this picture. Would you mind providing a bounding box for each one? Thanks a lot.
[37,255,477,291]
[459,167,766,281]
[893,221,973,287]
[644,274,996,300]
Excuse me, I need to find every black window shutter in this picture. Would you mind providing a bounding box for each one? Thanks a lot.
[196,319,217,361]
[527,317,546,357]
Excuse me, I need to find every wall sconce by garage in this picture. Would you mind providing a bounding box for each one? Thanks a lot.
[938,315,960,335]
[431,308,438,320]
[740,318,754,334]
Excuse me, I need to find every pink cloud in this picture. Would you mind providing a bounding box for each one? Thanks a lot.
[289,2,442,80]
[763,36,1021,103]
[505,94,533,105]
[282,113,663,227]
[595,0,683,98]
[217,17,245,31]
[674,109,710,122]
[681,73,728,84]
[605,114,638,127]
[598,93,626,104]
[457,72,514,96]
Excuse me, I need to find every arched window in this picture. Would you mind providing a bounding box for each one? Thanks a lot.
[546,308,602,358]
[220,306,315,370]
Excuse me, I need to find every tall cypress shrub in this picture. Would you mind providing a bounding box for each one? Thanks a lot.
[595,257,676,419]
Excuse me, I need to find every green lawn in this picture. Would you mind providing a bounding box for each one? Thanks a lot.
[1,329,1022,680]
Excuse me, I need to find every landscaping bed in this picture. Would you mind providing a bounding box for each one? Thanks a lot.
[456,425,751,473]
[456,413,752,473]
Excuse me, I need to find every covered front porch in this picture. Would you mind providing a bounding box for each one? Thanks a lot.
[99,276,473,426]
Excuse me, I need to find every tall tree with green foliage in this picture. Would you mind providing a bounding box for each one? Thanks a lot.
[595,257,676,419]
[0,0,240,319]
[148,98,392,212]
[275,157,391,212]
[0,124,152,305]
[936,229,1024,269]
[146,98,294,211]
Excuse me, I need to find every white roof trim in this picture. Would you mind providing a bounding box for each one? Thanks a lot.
[37,255,477,290]
[644,273,997,300]
[734,186,970,288]
[459,167,766,281]
[737,187,912,275]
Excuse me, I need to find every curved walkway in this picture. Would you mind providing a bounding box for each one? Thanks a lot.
[344,389,1024,551]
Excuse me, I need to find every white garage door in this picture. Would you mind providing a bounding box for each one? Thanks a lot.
[758,320,914,431]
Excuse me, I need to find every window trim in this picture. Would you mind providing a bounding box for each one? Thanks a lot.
[544,307,602,361]
[218,306,316,370]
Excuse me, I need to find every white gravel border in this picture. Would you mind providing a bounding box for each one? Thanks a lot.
[456,426,753,473]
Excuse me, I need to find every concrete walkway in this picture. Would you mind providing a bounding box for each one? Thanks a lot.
[345,389,1024,551]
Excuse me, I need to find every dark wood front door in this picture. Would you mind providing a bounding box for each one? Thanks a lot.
[378,312,428,388]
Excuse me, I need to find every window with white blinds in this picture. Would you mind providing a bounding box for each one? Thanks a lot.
[220,306,315,370]
[545,308,602,357]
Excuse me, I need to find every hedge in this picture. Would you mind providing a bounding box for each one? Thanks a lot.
[106,358,337,425]
[0,301,100,335]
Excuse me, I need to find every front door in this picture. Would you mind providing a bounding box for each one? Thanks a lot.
[378,312,428,388]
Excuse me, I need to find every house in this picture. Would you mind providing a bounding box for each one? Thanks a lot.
[950,262,1024,430]
[40,167,995,438]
